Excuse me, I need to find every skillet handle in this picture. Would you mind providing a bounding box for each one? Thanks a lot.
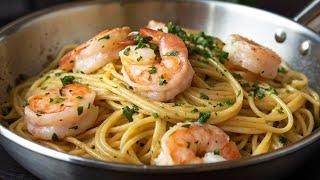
[294,0,320,32]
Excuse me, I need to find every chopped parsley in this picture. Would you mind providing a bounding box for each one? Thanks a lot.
[137,56,143,61]
[279,135,287,144]
[224,99,234,106]
[131,33,153,50]
[256,90,265,100]
[148,66,157,74]
[278,66,286,73]
[123,47,130,56]
[265,87,278,95]
[152,113,159,119]
[50,98,65,104]
[213,149,220,155]
[69,125,78,130]
[182,123,191,128]
[55,72,62,77]
[174,100,185,106]
[197,112,211,123]
[132,104,139,112]
[159,75,167,85]
[60,76,75,86]
[164,50,179,56]
[232,73,243,79]
[76,96,83,99]
[200,93,209,100]
[216,102,224,107]
[77,106,83,116]
[51,133,58,141]
[237,90,242,97]
[277,107,284,114]
[191,108,199,113]
[1,106,12,116]
[149,43,158,51]
[122,106,138,122]
[98,34,110,41]
[251,83,265,100]
[166,22,228,64]
[22,99,29,107]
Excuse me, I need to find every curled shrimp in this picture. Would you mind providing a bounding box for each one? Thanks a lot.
[120,28,194,101]
[155,123,241,165]
[25,83,99,140]
[59,27,132,74]
[223,34,281,79]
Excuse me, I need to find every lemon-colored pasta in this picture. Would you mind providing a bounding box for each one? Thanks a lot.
[2,27,319,165]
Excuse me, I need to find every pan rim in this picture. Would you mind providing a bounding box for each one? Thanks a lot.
[0,0,320,173]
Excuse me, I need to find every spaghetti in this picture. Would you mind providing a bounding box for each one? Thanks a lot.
[1,21,319,165]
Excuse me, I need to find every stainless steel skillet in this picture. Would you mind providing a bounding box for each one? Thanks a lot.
[0,0,320,179]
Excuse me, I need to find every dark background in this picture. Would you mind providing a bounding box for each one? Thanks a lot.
[0,0,317,179]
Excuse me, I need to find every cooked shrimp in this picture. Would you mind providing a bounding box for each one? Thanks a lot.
[25,83,99,140]
[59,27,132,74]
[223,34,281,79]
[147,20,168,32]
[120,28,194,101]
[155,123,241,165]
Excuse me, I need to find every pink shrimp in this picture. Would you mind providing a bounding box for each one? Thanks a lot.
[155,123,241,165]
[223,34,282,79]
[25,83,99,140]
[59,27,132,74]
[120,28,194,101]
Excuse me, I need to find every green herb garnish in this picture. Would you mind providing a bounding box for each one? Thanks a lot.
[174,100,185,106]
[1,106,12,116]
[152,113,159,119]
[224,99,234,106]
[77,106,83,116]
[148,66,157,74]
[122,106,138,122]
[164,50,179,56]
[123,47,130,56]
[191,108,199,113]
[278,66,286,73]
[137,56,143,61]
[166,22,228,64]
[277,107,284,114]
[98,34,110,41]
[22,99,29,107]
[52,133,58,141]
[69,126,78,130]
[197,112,211,123]
[232,73,243,79]
[60,76,75,86]
[279,135,287,144]
[213,149,220,155]
[200,93,209,100]
[182,123,191,128]
[159,75,167,85]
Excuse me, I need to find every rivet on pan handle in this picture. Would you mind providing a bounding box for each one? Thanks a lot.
[294,0,320,32]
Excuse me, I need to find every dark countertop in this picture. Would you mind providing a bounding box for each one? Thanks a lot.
[0,142,319,180]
